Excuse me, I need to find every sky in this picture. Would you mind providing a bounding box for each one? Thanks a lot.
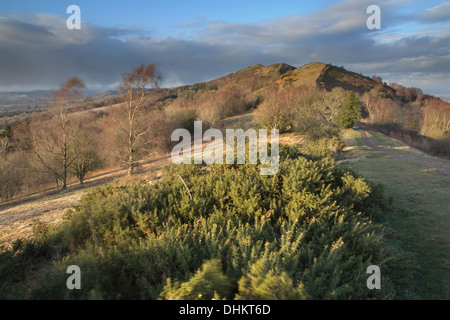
[0,0,449,97]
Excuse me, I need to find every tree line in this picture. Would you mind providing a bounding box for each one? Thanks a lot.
[0,64,161,199]
[0,62,266,200]
[361,82,450,157]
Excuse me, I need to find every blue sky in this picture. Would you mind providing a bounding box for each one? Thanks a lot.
[1,0,445,36]
[1,0,449,96]
[1,1,332,32]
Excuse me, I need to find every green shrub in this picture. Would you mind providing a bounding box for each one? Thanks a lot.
[335,91,361,129]
[236,259,308,300]
[160,259,232,300]
[1,147,412,299]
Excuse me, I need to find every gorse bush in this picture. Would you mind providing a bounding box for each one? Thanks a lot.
[160,259,233,300]
[235,258,308,300]
[0,146,412,299]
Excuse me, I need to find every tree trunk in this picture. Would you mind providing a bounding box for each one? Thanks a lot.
[62,137,68,190]
[128,153,134,176]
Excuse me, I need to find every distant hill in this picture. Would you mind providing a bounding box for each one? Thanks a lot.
[0,62,440,108]
[0,90,49,106]
[161,61,398,98]
[0,62,445,126]
[0,88,118,127]
[0,89,117,108]
[146,61,405,110]
[438,94,450,103]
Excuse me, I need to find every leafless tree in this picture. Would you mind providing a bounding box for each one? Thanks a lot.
[71,131,102,184]
[0,125,15,157]
[30,77,85,189]
[114,64,161,175]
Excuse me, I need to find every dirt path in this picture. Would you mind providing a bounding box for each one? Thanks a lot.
[355,127,450,176]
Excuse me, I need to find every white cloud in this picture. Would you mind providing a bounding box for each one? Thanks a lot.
[0,0,449,96]
[417,2,450,22]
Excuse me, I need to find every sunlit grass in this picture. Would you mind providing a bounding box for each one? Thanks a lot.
[342,129,450,299]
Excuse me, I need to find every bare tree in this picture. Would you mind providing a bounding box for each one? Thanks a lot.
[254,84,295,132]
[0,126,11,158]
[30,77,85,189]
[421,99,450,138]
[71,131,102,184]
[0,126,23,199]
[114,64,160,175]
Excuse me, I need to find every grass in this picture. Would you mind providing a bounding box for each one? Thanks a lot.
[368,130,428,157]
[341,128,450,299]
[369,131,405,148]
[288,62,326,87]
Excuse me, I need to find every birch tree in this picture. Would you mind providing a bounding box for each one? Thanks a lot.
[31,77,85,189]
[115,64,160,175]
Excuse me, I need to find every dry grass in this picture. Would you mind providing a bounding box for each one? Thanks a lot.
[0,189,84,248]
[0,152,171,250]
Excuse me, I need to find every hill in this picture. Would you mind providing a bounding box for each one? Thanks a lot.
[2,61,449,199]
[0,61,438,128]
[0,89,118,127]
[160,61,388,99]
[123,61,422,119]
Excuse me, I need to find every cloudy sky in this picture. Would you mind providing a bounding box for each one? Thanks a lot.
[0,0,449,96]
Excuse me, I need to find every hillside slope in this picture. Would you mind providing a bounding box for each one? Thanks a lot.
[161,61,385,99]
[0,61,423,127]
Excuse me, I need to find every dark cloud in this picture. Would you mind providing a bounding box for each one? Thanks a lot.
[0,14,147,90]
[0,17,54,44]
[0,0,449,95]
